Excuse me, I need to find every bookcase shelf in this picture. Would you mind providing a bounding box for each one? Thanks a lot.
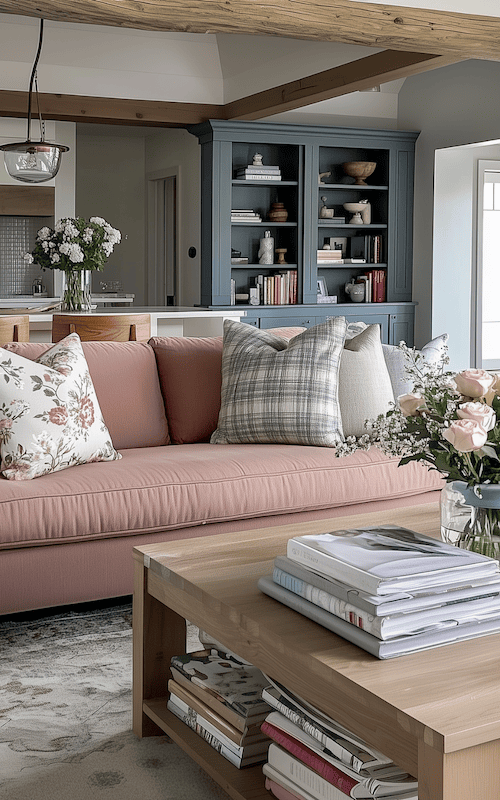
[190,121,418,344]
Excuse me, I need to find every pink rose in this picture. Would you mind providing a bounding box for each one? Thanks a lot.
[398,393,425,417]
[48,406,68,426]
[443,419,488,452]
[457,401,496,432]
[0,418,13,429]
[454,369,495,398]
[79,396,94,429]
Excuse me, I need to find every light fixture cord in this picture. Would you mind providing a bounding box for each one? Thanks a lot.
[27,18,45,142]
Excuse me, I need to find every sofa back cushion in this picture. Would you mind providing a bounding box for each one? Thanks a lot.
[2,341,170,450]
[150,328,306,444]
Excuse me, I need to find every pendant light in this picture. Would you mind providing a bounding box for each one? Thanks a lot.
[0,18,69,183]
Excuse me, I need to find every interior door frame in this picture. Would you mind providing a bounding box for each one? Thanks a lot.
[146,166,180,306]
[474,159,500,369]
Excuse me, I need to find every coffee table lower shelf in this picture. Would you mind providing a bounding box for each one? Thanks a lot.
[143,698,269,800]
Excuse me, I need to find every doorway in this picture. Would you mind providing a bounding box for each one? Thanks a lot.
[147,169,179,306]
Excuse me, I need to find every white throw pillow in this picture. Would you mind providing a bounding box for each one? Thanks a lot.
[211,317,347,447]
[345,322,449,401]
[339,325,395,437]
[0,333,121,480]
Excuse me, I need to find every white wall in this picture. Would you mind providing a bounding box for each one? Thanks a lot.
[145,128,201,306]
[75,133,146,304]
[398,59,500,358]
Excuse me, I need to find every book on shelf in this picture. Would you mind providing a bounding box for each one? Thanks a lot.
[262,713,418,797]
[167,692,269,767]
[230,278,236,305]
[343,258,366,264]
[261,675,393,773]
[350,234,383,263]
[256,270,297,305]
[287,525,500,595]
[273,554,500,617]
[168,679,268,746]
[170,649,272,718]
[231,257,249,264]
[236,173,282,181]
[271,564,500,640]
[236,165,281,174]
[319,216,346,224]
[263,744,418,800]
[170,666,269,733]
[264,776,304,800]
[258,575,500,658]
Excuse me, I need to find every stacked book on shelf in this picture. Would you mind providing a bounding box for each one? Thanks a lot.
[235,165,282,181]
[231,209,263,223]
[355,269,386,302]
[261,674,418,800]
[168,647,272,767]
[317,249,366,267]
[351,234,383,263]
[258,525,500,659]
[254,270,298,306]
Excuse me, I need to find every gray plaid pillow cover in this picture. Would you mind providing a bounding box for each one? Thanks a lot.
[210,317,347,447]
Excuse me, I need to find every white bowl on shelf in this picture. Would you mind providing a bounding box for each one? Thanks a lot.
[343,202,366,224]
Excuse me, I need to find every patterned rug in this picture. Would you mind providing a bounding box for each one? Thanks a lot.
[0,599,231,800]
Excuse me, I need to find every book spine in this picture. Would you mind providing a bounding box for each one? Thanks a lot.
[167,699,243,767]
[262,722,358,795]
[266,744,351,800]
[237,173,281,180]
[170,667,248,731]
[272,568,382,638]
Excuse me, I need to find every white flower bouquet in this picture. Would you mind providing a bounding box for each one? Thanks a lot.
[25,216,121,311]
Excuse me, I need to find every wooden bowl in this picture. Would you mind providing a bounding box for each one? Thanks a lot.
[343,161,376,185]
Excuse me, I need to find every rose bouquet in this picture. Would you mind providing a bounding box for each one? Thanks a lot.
[341,343,500,555]
[25,216,121,311]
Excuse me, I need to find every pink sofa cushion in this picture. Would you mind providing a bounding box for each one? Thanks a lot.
[149,328,306,445]
[0,443,443,549]
[2,341,169,450]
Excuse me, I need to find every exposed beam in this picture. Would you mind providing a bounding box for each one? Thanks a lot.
[0,0,500,61]
[0,90,226,127]
[225,50,458,120]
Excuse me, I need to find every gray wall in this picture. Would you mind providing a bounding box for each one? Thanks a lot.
[398,59,500,354]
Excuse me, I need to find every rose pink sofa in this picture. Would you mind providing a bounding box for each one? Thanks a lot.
[0,333,443,614]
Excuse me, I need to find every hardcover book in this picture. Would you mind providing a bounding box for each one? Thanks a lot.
[170,649,271,717]
[261,677,392,773]
[262,713,417,797]
[286,525,499,595]
[272,564,500,640]
[274,555,500,615]
[167,692,269,767]
[258,576,500,658]
[168,679,269,747]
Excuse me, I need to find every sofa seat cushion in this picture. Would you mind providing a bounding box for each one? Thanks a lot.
[2,341,170,450]
[0,443,443,549]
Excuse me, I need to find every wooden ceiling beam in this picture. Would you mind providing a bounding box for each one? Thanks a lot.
[0,90,226,127]
[0,0,500,61]
[225,50,458,120]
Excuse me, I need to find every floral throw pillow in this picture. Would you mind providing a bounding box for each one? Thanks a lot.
[0,333,121,480]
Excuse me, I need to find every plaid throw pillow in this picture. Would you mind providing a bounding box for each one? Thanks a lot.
[210,317,347,447]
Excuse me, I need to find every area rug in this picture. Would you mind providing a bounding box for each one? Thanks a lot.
[0,599,231,800]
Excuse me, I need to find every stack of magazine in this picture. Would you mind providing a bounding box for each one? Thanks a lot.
[261,674,418,800]
[258,525,500,659]
[168,648,272,767]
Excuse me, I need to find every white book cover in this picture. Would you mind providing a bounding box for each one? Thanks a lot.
[287,525,499,595]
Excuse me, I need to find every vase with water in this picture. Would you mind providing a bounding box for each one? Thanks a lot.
[441,481,500,560]
[61,269,93,312]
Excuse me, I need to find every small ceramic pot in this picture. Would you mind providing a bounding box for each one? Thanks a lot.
[268,202,288,222]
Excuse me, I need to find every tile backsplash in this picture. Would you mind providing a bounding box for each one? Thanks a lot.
[0,216,54,296]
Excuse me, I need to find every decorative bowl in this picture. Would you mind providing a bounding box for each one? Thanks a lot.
[343,161,376,185]
[343,202,366,224]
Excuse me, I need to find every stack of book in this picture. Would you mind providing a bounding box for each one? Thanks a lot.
[258,525,500,659]
[168,648,272,767]
[231,209,262,223]
[235,165,282,181]
[254,270,298,305]
[261,674,418,800]
[317,249,343,264]
[356,268,386,302]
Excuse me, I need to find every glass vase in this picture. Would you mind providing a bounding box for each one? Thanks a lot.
[449,481,500,560]
[61,269,92,312]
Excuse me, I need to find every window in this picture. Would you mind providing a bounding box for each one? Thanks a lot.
[476,160,500,369]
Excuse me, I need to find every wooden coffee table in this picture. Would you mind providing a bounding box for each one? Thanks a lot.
[132,503,500,800]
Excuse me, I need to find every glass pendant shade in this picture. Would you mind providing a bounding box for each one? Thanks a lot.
[1,140,69,183]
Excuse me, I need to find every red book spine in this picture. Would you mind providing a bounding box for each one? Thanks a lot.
[261,721,358,796]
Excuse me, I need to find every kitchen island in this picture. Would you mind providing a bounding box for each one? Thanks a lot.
[16,307,246,342]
